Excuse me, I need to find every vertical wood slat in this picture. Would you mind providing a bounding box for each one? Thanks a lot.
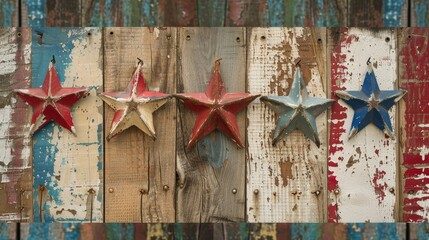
[246,28,328,222]
[0,223,16,240]
[21,0,82,27]
[398,28,429,222]
[176,27,247,222]
[0,28,32,222]
[266,0,347,26]
[0,0,18,27]
[31,27,103,222]
[103,27,176,223]
[411,0,429,26]
[327,28,399,222]
[347,0,408,27]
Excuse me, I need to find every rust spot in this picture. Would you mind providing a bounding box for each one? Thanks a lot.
[346,156,359,168]
[274,176,279,187]
[279,160,293,186]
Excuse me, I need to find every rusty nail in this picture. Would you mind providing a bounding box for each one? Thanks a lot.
[88,188,95,194]
[108,188,114,193]
[253,189,259,195]
[389,187,394,193]
[314,190,321,196]
[367,57,371,65]
[163,185,169,191]
[232,188,237,194]
[273,192,277,196]
[186,35,191,41]
[17,32,22,37]
[408,189,415,194]
[179,183,184,188]
[140,189,147,194]
[334,189,340,195]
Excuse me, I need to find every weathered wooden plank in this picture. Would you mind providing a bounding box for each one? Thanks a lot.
[247,28,328,222]
[103,27,176,222]
[346,223,406,239]
[213,223,247,239]
[398,28,429,222]
[158,0,198,26]
[82,0,161,27]
[21,223,81,240]
[0,0,18,27]
[267,0,346,26]
[21,0,81,27]
[226,0,268,26]
[0,28,32,222]
[327,28,399,222]
[410,223,429,240]
[0,223,16,240]
[197,0,227,26]
[31,28,103,222]
[411,0,429,27]
[348,0,408,27]
[176,28,246,222]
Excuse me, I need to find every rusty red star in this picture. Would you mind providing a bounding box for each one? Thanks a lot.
[15,59,88,135]
[175,59,259,150]
[99,59,171,140]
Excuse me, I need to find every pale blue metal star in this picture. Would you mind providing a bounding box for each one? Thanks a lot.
[335,64,407,139]
[261,65,334,147]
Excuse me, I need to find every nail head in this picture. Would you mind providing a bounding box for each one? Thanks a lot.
[253,189,259,195]
[232,188,237,194]
[108,188,114,193]
[163,185,169,191]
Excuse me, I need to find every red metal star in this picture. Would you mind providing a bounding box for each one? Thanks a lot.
[15,60,88,135]
[175,59,259,150]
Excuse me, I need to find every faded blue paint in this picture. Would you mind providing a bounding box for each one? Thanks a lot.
[105,0,113,26]
[347,223,364,239]
[294,1,305,26]
[0,223,14,239]
[197,130,229,169]
[27,223,50,240]
[377,224,402,239]
[415,2,428,27]
[414,223,429,239]
[31,28,91,222]
[25,0,46,27]
[383,0,405,26]
[142,0,158,26]
[1,0,14,27]
[62,223,81,240]
[315,0,340,26]
[291,223,320,239]
[89,1,101,27]
[106,224,134,239]
[267,0,284,26]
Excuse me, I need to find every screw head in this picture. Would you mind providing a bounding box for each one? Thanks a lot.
[232,188,237,194]
[108,188,114,193]
[408,189,415,194]
[179,183,184,188]
[253,189,259,195]
[186,35,191,41]
[163,185,169,191]
[334,189,340,195]
[315,190,321,196]
[389,187,394,193]
[88,188,96,194]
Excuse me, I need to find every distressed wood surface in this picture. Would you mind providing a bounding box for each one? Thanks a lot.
[410,223,429,239]
[0,0,18,27]
[0,223,16,240]
[246,28,328,222]
[103,27,176,223]
[328,28,399,222]
[348,0,408,27]
[399,28,429,222]
[31,28,103,222]
[226,0,268,26]
[21,0,81,27]
[0,28,32,222]
[411,0,429,26]
[176,28,246,222]
[267,0,346,26]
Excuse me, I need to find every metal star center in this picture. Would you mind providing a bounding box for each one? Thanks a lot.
[174,59,259,150]
[261,65,334,147]
[335,64,407,139]
[15,61,88,135]
[99,59,171,140]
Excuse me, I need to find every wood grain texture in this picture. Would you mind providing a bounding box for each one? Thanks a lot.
[348,0,408,27]
[411,0,429,26]
[327,28,399,222]
[22,0,81,27]
[267,0,346,26]
[398,28,429,222]
[197,0,227,26]
[0,0,18,27]
[0,28,32,222]
[0,223,16,240]
[410,223,429,239]
[21,223,81,240]
[158,0,199,26]
[31,28,103,222]
[103,27,176,223]
[82,0,161,27]
[246,28,328,222]
[176,28,246,222]
[226,0,268,26]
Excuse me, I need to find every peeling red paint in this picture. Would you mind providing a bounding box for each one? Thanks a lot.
[372,168,387,204]
[400,28,429,222]
[328,203,339,222]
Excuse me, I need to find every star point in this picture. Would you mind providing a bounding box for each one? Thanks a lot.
[261,65,333,148]
[175,59,259,150]
[100,59,171,140]
[336,64,407,139]
[15,61,88,136]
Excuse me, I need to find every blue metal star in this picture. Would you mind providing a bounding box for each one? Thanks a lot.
[335,64,407,139]
[261,65,334,147]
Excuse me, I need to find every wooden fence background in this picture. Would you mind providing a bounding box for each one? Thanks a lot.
[1,27,429,224]
[0,0,428,27]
